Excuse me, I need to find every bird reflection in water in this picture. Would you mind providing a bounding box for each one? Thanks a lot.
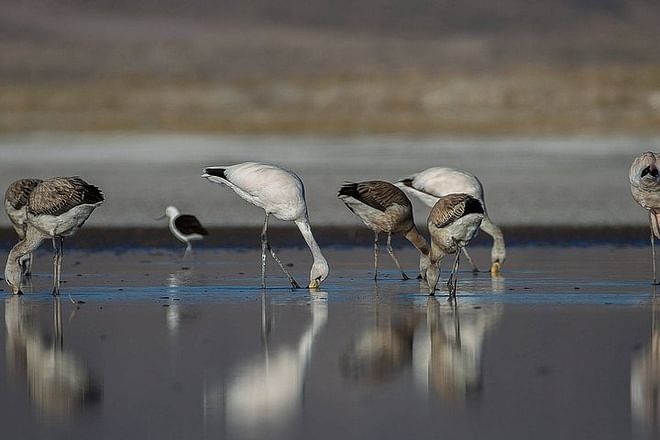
[206,291,328,439]
[414,298,501,405]
[4,296,101,420]
[631,291,660,438]
[164,267,197,336]
[339,291,500,406]
[340,299,418,385]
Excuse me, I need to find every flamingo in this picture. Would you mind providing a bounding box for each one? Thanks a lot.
[4,178,43,276]
[201,162,329,289]
[630,152,660,284]
[397,167,505,274]
[426,193,484,297]
[337,180,430,280]
[4,177,104,295]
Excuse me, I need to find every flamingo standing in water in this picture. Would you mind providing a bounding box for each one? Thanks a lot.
[426,193,484,297]
[397,167,505,274]
[201,162,329,289]
[4,177,104,295]
[337,180,430,280]
[4,178,42,276]
[630,152,660,284]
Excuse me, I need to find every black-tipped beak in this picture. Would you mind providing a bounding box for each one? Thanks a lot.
[641,166,659,178]
[16,290,23,296]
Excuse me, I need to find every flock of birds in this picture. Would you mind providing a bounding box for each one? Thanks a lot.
[3,151,660,298]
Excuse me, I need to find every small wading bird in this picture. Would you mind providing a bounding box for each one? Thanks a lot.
[157,206,208,258]
[337,181,430,280]
[201,162,328,289]
[630,152,660,283]
[4,178,43,276]
[397,167,505,274]
[426,193,484,297]
[4,177,104,295]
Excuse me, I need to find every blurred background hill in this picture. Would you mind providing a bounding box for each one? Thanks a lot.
[2,0,660,134]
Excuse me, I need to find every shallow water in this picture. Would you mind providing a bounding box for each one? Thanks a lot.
[1,246,659,439]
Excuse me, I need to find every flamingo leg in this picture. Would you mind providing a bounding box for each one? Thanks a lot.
[261,214,269,288]
[386,233,409,280]
[461,247,479,273]
[52,237,63,296]
[262,213,300,289]
[26,253,33,277]
[651,213,658,285]
[373,231,379,281]
[446,247,461,299]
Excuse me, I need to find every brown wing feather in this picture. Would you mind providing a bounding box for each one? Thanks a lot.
[5,178,43,210]
[338,181,411,212]
[430,193,483,228]
[29,177,104,216]
[174,215,209,236]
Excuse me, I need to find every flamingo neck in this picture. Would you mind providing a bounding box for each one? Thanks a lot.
[295,218,326,266]
[404,226,430,256]
[480,217,505,255]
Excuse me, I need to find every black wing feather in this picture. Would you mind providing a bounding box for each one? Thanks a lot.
[175,215,209,236]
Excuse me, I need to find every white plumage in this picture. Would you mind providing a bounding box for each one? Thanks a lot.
[397,167,505,274]
[202,162,329,289]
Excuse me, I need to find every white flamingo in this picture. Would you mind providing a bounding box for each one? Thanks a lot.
[630,152,660,283]
[201,162,329,289]
[397,167,505,274]
[4,177,104,295]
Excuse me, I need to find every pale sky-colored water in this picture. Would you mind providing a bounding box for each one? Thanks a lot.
[0,133,657,227]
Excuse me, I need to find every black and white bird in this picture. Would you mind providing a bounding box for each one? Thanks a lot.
[426,193,484,297]
[4,178,42,276]
[4,177,104,295]
[202,162,329,289]
[337,180,430,280]
[158,206,208,257]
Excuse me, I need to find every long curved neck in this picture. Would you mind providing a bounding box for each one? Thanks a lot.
[480,216,505,251]
[294,218,326,265]
[5,225,45,291]
[404,226,430,256]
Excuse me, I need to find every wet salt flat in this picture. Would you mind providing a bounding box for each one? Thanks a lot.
[1,245,660,439]
[0,133,658,227]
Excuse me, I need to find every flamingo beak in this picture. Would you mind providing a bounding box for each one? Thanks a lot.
[154,214,166,221]
[308,278,321,289]
[490,261,502,275]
